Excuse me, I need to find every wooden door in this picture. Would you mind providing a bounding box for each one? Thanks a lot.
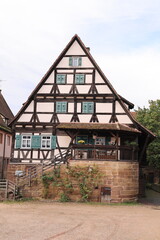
[100,187,111,202]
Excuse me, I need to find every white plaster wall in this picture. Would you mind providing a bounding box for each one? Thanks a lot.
[37,85,52,94]
[54,149,60,156]
[67,75,74,84]
[116,102,125,113]
[82,57,94,67]
[57,57,70,68]
[14,151,18,158]
[96,85,112,94]
[77,103,81,112]
[97,115,111,123]
[37,114,52,122]
[37,102,54,112]
[77,85,90,93]
[58,114,72,122]
[68,103,74,112]
[58,85,72,93]
[65,40,85,55]
[57,135,71,148]
[4,134,12,157]
[78,115,92,122]
[18,114,32,122]
[76,69,93,73]
[40,151,51,159]
[20,151,31,159]
[116,115,132,124]
[45,72,55,83]
[95,71,105,83]
[85,75,92,83]
[32,151,38,159]
[96,103,112,113]
[57,70,73,73]
[24,101,34,112]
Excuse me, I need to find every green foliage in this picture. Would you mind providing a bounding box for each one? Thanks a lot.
[136,99,160,169]
[42,164,103,202]
[68,165,103,202]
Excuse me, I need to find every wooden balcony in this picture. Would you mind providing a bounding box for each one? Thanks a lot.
[71,144,138,161]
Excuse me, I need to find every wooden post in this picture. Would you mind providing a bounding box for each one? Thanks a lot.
[5,180,8,200]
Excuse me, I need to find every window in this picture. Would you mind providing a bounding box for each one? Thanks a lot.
[15,135,56,149]
[69,57,82,67]
[56,102,67,113]
[21,135,31,149]
[41,136,51,149]
[82,102,94,113]
[95,137,105,145]
[56,74,66,84]
[75,74,85,84]
[0,133,3,144]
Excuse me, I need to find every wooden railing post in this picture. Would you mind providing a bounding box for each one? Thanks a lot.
[5,180,8,200]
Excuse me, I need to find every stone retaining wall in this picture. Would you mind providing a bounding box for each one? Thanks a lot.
[7,160,139,203]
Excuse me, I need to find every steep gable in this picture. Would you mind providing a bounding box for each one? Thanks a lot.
[11,35,136,127]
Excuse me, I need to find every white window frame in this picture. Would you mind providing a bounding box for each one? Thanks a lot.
[41,136,51,149]
[21,135,31,149]
[95,137,105,145]
[72,57,79,67]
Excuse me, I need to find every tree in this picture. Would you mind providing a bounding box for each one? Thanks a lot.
[136,100,160,169]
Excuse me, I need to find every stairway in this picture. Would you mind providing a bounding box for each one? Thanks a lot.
[17,149,72,187]
[0,179,18,200]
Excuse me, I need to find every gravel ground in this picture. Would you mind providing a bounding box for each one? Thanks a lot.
[0,197,160,240]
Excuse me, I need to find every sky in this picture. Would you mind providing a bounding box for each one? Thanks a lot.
[0,0,160,115]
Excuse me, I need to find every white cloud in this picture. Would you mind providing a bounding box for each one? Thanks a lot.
[0,0,160,114]
[96,45,160,109]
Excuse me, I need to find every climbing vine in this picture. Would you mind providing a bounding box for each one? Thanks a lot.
[42,164,103,202]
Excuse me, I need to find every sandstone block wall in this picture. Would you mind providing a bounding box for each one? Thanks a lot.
[7,160,139,203]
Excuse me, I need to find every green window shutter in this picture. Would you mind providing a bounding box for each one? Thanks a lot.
[56,102,62,113]
[82,102,94,113]
[51,136,56,149]
[31,136,41,149]
[75,74,84,84]
[78,57,82,66]
[15,135,21,149]
[82,102,88,113]
[69,57,73,66]
[56,102,67,113]
[56,74,65,84]
[61,102,67,112]
[88,102,94,113]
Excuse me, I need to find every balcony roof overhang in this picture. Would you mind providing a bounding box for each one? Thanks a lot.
[56,122,141,133]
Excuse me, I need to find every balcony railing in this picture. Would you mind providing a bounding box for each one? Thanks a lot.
[71,144,138,161]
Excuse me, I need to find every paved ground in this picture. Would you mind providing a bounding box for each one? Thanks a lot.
[0,190,160,240]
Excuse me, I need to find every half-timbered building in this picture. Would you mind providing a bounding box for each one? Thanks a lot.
[0,90,13,179]
[8,35,155,202]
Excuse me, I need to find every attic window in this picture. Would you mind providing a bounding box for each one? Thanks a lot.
[69,57,82,67]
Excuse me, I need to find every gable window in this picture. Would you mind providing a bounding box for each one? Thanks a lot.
[21,135,31,149]
[56,102,67,113]
[82,102,94,113]
[0,133,3,144]
[56,74,66,84]
[69,57,82,67]
[75,74,85,84]
[41,136,51,149]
